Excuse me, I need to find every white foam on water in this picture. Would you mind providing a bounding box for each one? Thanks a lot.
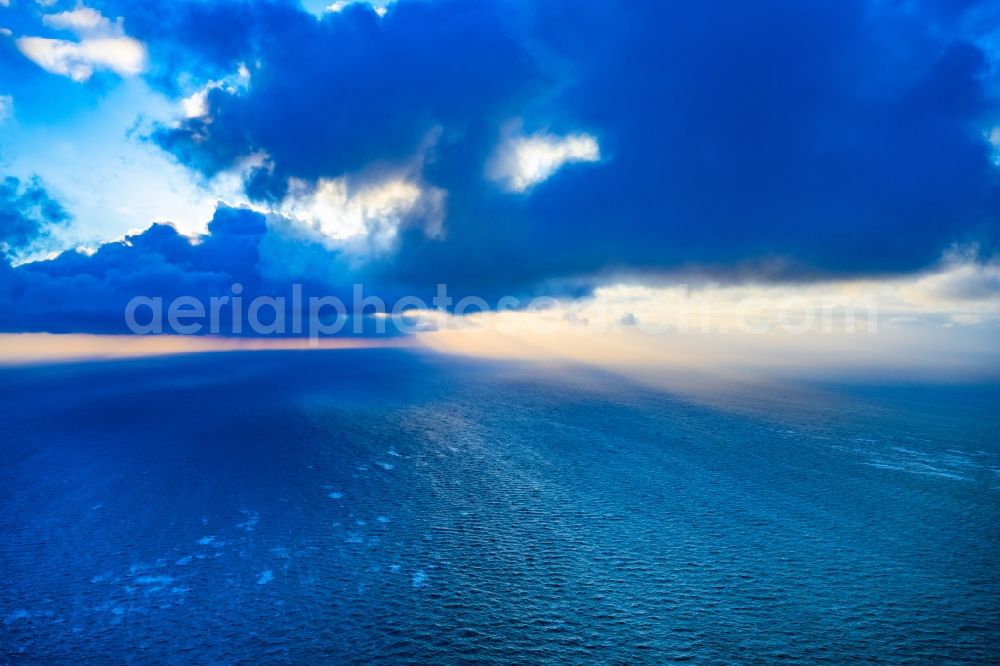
[257,570,274,585]
[328,492,344,499]
[197,536,216,545]
[388,447,401,457]
[412,570,427,588]
[135,575,174,586]
[863,461,970,481]
[375,461,394,470]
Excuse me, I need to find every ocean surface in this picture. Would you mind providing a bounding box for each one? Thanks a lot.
[1,349,998,664]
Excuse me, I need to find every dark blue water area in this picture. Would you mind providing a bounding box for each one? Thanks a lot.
[1,349,998,664]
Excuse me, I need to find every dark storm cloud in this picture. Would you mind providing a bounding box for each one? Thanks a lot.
[135,0,999,281]
[146,0,541,193]
[0,202,408,334]
[0,205,266,333]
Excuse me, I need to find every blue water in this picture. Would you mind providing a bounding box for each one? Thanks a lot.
[1,350,998,663]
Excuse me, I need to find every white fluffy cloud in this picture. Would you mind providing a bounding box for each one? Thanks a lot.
[16,37,146,81]
[42,6,115,34]
[279,175,445,256]
[489,130,601,192]
[15,6,146,82]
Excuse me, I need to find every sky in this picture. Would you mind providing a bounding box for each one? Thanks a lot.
[1,0,999,370]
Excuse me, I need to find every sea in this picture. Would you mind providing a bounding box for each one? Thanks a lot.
[1,349,998,663]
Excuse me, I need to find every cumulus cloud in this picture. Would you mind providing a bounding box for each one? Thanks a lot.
[15,6,146,82]
[16,37,146,81]
[0,195,426,334]
[278,175,445,256]
[488,131,601,192]
[42,6,117,35]
[0,205,268,333]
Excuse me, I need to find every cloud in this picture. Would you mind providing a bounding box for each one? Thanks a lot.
[278,174,445,257]
[42,7,117,35]
[488,130,600,192]
[2,0,1000,337]
[178,63,250,119]
[15,6,146,82]
[0,204,268,333]
[0,95,12,123]
[119,0,998,293]
[0,176,70,259]
[0,198,406,334]
[2,189,998,343]
[327,0,392,17]
[16,36,146,81]
[146,0,538,186]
